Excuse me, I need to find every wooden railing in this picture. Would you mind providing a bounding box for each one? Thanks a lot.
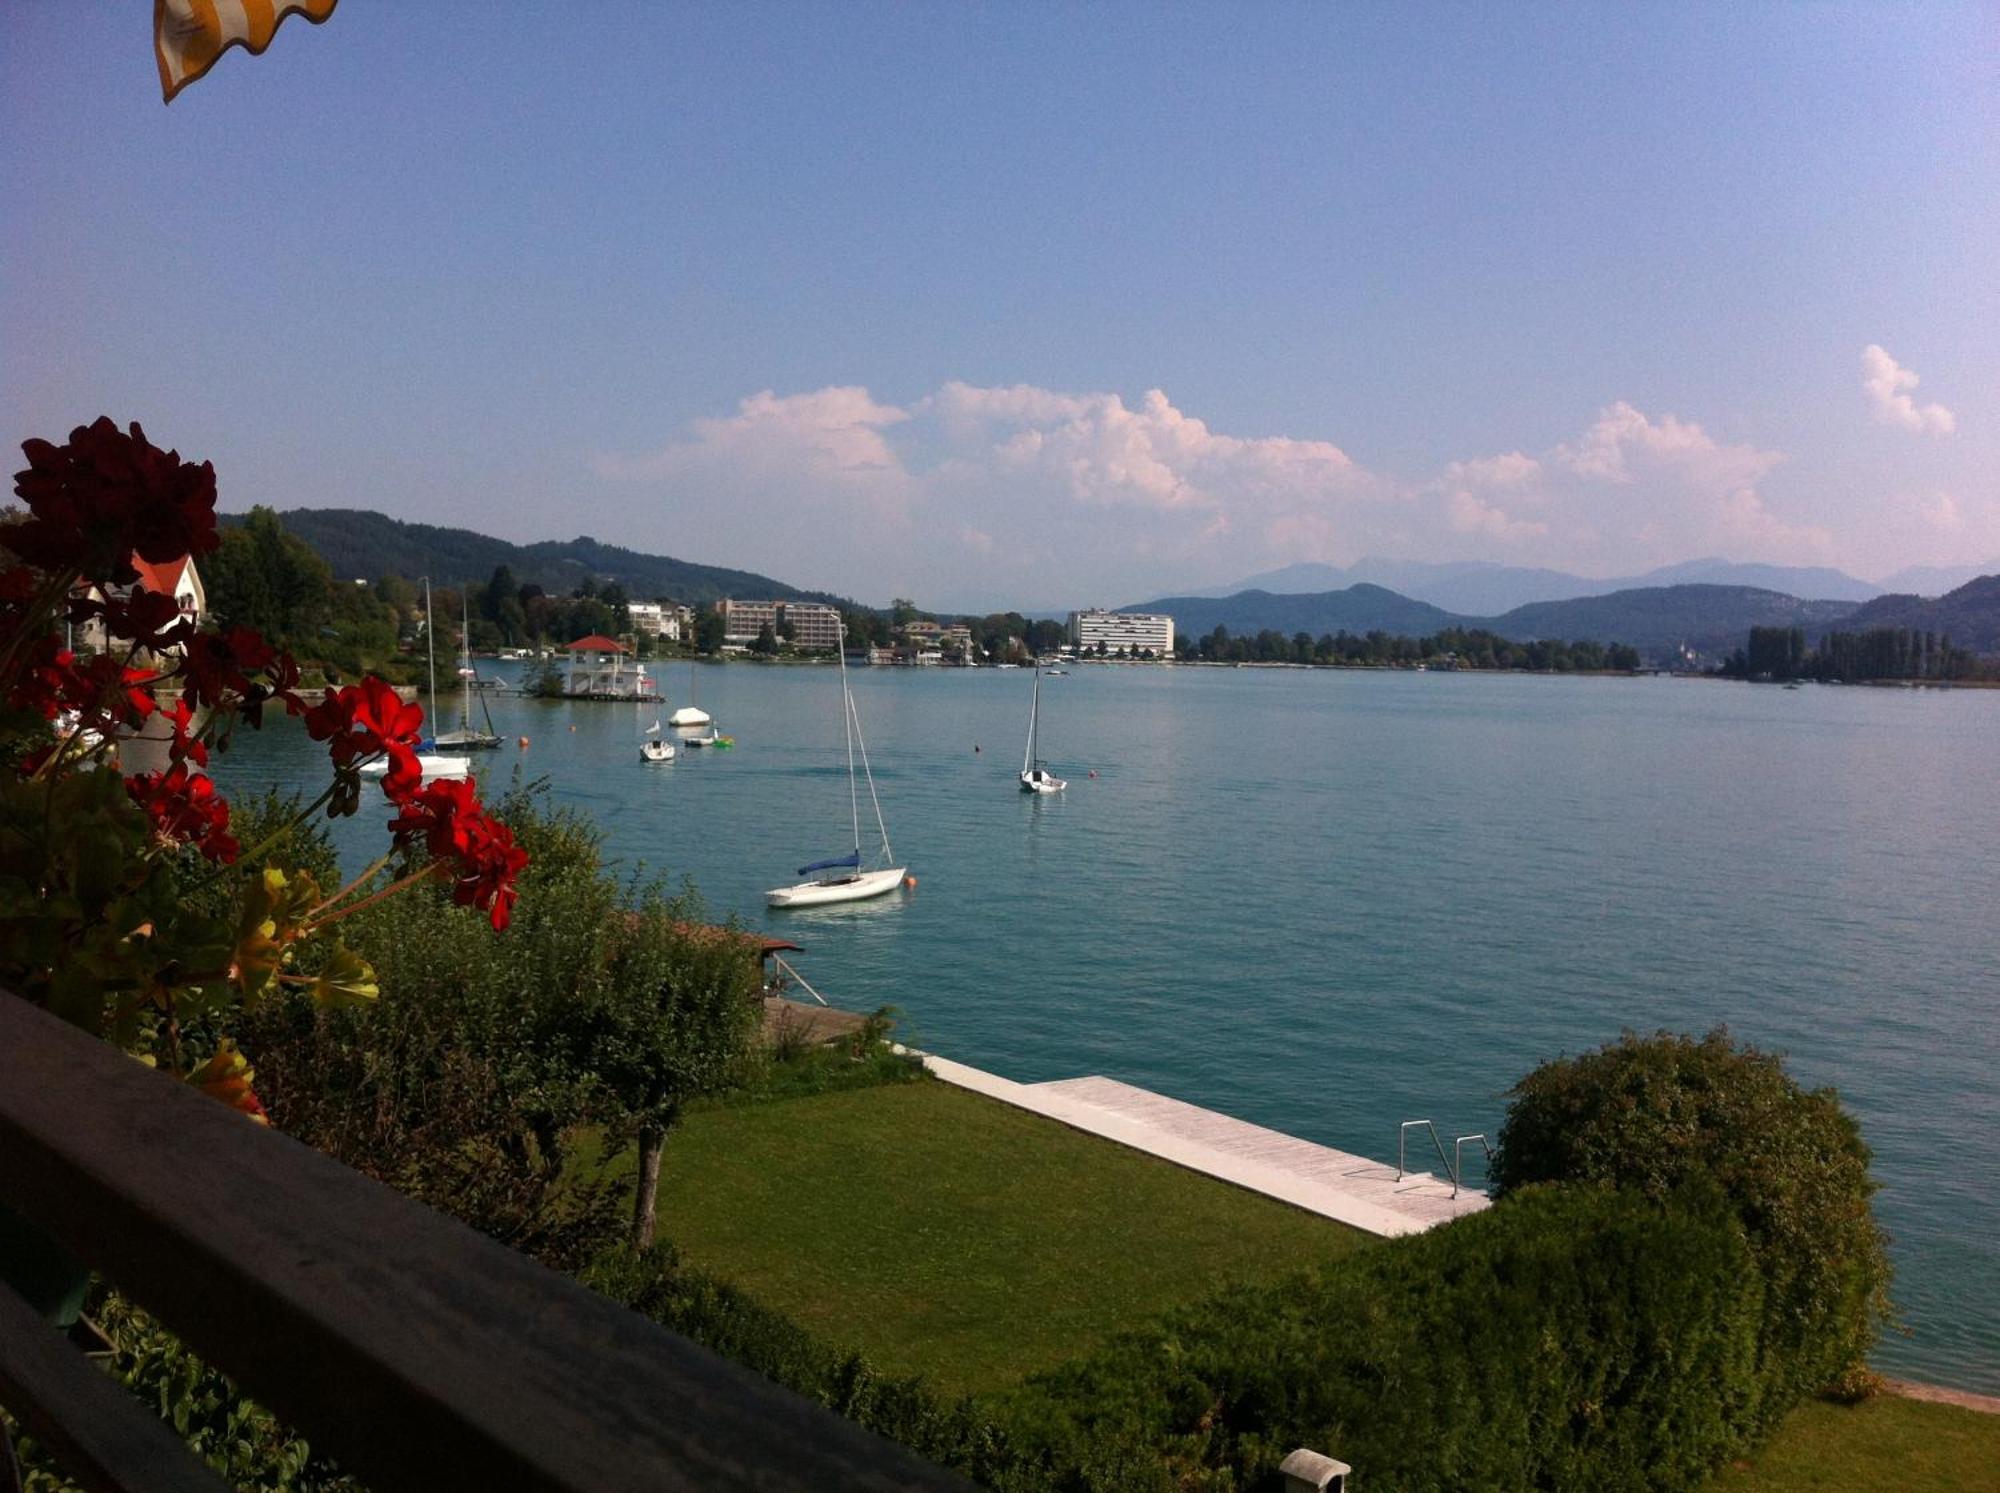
[0,993,968,1491]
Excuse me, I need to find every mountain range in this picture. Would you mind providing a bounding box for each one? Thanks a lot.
[221,508,847,609]
[1134,583,1867,658]
[1182,556,1999,615]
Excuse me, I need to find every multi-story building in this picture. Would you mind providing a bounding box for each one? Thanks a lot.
[626,601,682,642]
[779,602,844,651]
[1068,609,1174,657]
[717,598,843,649]
[74,553,205,656]
[717,599,780,644]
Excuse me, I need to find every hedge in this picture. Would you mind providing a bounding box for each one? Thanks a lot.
[993,1183,1768,1492]
[1492,1029,1891,1413]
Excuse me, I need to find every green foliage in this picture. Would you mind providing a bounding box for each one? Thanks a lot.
[1491,1029,1892,1417]
[1192,623,1643,671]
[3,1292,356,1492]
[585,1244,1045,1491]
[997,1184,1768,1492]
[203,507,400,677]
[1723,624,1980,682]
[236,783,765,1270]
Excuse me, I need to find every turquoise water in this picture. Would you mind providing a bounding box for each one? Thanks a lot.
[214,663,2000,1394]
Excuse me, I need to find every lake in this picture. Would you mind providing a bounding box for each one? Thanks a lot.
[212,660,2000,1395]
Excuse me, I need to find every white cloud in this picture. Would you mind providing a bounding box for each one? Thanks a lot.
[1862,345,1956,436]
[594,384,1837,603]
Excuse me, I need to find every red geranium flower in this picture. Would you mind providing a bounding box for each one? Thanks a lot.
[179,624,277,712]
[67,587,193,657]
[10,419,218,585]
[388,776,526,929]
[126,762,239,864]
[303,676,426,773]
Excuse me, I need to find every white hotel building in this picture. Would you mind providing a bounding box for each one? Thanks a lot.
[717,599,845,650]
[1068,609,1174,656]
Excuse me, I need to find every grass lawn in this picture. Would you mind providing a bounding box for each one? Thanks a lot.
[646,1076,1367,1394]
[1716,1396,2000,1492]
[629,1072,2000,1488]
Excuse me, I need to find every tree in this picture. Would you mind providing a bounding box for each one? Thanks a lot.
[750,622,779,656]
[484,565,528,646]
[583,910,763,1249]
[1494,1028,1890,1405]
[695,608,726,655]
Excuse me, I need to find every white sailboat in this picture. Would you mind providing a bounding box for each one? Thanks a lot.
[639,711,675,763]
[766,624,906,908]
[1019,667,1066,793]
[363,577,470,784]
[435,592,501,751]
[667,657,712,729]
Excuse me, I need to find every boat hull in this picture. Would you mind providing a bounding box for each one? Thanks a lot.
[668,707,712,727]
[765,867,907,908]
[359,753,470,782]
[1020,773,1066,793]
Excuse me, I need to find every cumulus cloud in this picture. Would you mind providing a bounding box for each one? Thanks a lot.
[1862,345,1956,436]
[595,386,916,508]
[594,383,1833,603]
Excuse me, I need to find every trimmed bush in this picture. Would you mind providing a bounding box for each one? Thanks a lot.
[994,1183,1767,1491]
[1492,1029,1891,1416]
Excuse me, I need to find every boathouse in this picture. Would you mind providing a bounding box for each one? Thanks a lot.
[562,634,658,700]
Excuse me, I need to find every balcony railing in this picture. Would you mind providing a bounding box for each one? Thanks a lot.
[0,992,968,1491]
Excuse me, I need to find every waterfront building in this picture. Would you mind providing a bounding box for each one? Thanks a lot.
[562,634,658,699]
[717,599,779,643]
[627,601,681,642]
[779,601,843,651]
[1068,608,1174,656]
[717,598,842,649]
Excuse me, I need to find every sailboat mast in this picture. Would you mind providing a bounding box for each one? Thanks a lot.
[1024,669,1040,773]
[839,622,860,854]
[460,591,474,731]
[423,577,438,717]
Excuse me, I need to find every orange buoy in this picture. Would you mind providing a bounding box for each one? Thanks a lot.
[904,875,917,888]
[517,735,530,749]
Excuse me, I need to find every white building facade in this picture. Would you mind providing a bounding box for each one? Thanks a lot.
[1068,609,1174,656]
[627,601,682,642]
[718,598,843,649]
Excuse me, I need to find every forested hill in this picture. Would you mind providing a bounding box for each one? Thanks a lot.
[218,508,848,607]
[1485,585,1858,655]
[1138,585,1459,641]
[1131,582,1865,655]
[1829,575,2000,652]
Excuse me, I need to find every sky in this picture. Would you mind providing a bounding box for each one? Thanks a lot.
[2,4,1995,611]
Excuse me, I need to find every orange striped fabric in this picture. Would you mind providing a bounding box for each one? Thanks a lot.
[154,0,338,103]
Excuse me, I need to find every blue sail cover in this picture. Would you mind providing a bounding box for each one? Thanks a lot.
[797,851,861,876]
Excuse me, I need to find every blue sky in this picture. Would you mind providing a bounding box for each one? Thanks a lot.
[3,3,1993,608]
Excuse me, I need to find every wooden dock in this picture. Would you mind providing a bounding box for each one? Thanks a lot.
[922,1057,1488,1237]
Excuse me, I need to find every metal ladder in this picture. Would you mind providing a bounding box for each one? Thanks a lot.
[1397,1120,1493,1199]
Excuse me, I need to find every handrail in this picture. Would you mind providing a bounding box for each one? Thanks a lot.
[770,953,829,1006]
[0,992,967,1492]
[1453,1134,1493,1201]
[1396,1119,1456,1186]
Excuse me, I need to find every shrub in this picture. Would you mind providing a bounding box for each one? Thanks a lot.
[1491,1028,1891,1417]
[996,1183,1766,1492]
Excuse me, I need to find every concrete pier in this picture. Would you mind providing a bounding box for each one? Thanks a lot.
[922,1056,1489,1237]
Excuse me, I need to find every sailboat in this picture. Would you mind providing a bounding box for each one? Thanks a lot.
[668,657,712,729]
[361,577,471,783]
[766,624,906,908]
[639,705,675,763]
[434,592,501,751]
[1019,667,1066,793]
